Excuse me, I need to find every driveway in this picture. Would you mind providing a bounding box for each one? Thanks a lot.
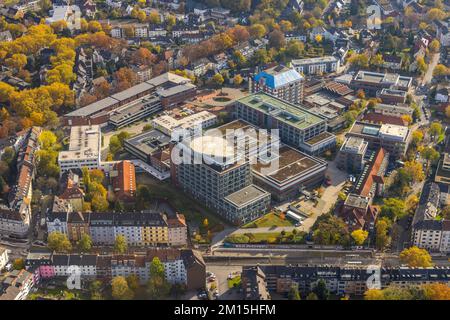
[421,52,440,85]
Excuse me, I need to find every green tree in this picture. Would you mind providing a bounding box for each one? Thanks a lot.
[111,276,134,300]
[109,135,122,155]
[312,214,350,246]
[47,231,72,252]
[126,274,140,291]
[147,257,171,299]
[212,73,224,87]
[12,258,25,270]
[114,235,128,254]
[249,24,266,39]
[90,280,103,300]
[428,122,443,140]
[312,279,329,300]
[77,234,92,252]
[306,292,318,300]
[288,284,301,300]
[375,217,391,250]
[421,147,440,164]
[38,130,58,150]
[381,198,407,220]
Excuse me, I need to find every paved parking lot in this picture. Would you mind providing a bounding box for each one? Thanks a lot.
[206,265,242,300]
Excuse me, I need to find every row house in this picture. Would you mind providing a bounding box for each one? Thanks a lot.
[0,269,34,300]
[46,211,188,247]
[0,127,41,237]
[25,249,206,290]
[412,182,450,253]
[261,265,450,297]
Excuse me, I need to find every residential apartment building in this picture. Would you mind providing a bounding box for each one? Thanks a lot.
[0,269,34,300]
[337,194,379,231]
[241,266,270,300]
[346,121,411,159]
[167,214,188,247]
[260,265,450,297]
[58,125,102,172]
[234,93,336,155]
[411,182,450,253]
[111,160,136,202]
[0,127,41,237]
[45,5,81,32]
[250,65,304,105]
[25,249,206,290]
[354,148,389,198]
[291,56,340,75]
[337,137,368,173]
[435,132,450,187]
[0,247,8,271]
[47,211,188,247]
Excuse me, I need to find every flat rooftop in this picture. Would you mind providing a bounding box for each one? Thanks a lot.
[354,71,398,84]
[304,93,332,106]
[291,56,338,65]
[156,83,196,98]
[237,93,325,130]
[374,103,413,115]
[252,145,326,184]
[110,82,154,102]
[146,72,191,87]
[379,124,409,139]
[224,184,269,208]
[380,88,407,97]
[109,94,160,123]
[344,193,370,210]
[153,111,216,132]
[341,136,367,154]
[348,121,381,136]
[66,97,119,117]
[124,129,171,155]
[304,131,335,146]
[59,125,101,161]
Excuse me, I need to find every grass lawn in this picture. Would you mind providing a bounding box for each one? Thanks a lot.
[136,173,227,233]
[228,276,241,289]
[242,212,294,229]
[225,231,306,244]
[28,288,90,300]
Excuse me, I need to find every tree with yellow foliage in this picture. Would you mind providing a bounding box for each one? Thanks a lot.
[0,81,16,103]
[5,53,27,71]
[50,20,68,33]
[350,229,368,246]
[364,289,385,300]
[88,21,102,33]
[400,246,433,267]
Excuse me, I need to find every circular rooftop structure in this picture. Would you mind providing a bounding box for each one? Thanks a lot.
[189,135,234,159]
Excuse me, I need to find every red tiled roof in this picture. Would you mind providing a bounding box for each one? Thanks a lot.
[113,160,136,199]
[359,148,386,197]
[362,112,407,126]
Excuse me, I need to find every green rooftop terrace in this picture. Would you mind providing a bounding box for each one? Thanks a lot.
[237,93,325,130]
